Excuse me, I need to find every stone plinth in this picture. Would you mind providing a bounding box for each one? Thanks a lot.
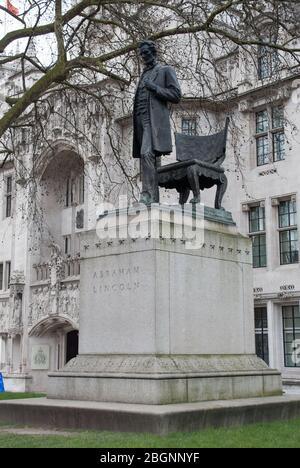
[2,395,300,435]
[48,205,282,404]
[3,374,33,393]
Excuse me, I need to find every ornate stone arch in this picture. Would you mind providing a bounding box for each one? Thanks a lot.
[35,139,86,181]
[29,315,78,338]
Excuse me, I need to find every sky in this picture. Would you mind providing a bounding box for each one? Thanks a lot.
[0,1,55,66]
[0,1,22,52]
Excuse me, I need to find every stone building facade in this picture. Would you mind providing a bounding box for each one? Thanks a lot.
[1,36,300,391]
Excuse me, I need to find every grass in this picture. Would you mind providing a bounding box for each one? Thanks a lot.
[1,419,300,448]
[0,392,45,401]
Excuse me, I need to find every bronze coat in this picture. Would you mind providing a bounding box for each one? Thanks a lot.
[133,63,182,159]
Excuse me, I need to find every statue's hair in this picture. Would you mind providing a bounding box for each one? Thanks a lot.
[138,40,157,56]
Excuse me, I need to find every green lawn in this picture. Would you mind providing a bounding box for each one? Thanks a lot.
[0,392,45,401]
[1,419,300,448]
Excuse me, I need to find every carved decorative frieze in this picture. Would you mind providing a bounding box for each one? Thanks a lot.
[28,286,51,327]
[58,282,80,323]
[33,250,80,285]
[9,271,25,295]
[63,354,269,374]
[29,280,79,328]
[0,300,9,334]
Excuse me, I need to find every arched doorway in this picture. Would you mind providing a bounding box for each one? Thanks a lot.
[29,316,79,371]
[66,330,79,363]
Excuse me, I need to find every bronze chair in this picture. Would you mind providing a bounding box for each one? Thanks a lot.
[158,118,229,208]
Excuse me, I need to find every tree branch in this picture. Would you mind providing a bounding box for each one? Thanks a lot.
[0,5,26,26]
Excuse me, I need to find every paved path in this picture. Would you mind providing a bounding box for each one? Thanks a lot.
[0,427,73,436]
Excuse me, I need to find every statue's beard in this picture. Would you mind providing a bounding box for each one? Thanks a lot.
[144,58,156,69]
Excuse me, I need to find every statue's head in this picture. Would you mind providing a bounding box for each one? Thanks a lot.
[139,40,157,66]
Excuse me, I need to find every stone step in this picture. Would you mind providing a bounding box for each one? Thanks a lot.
[1,395,300,435]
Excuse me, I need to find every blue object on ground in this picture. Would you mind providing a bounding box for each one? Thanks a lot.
[0,373,5,393]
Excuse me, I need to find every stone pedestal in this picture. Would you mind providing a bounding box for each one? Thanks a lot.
[48,205,282,404]
[3,374,33,392]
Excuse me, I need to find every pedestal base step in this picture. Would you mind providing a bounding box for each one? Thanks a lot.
[48,355,282,405]
[0,395,299,435]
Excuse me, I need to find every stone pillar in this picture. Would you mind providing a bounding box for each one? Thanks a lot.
[267,300,277,369]
[265,199,275,272]
[20,334,27,374]
[0,336,2,367]
[7,334,14,373]
[8,272,26,375]
[2,336,7,371]
[60,331,66,369]
[0,336,5,369]
[55,331,65,371]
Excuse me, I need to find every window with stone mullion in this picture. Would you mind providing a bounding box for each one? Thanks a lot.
[256,136,270,166]
[255,107,285,166]
[249,206,266,233]
[272,107,285,162]
[273,132,285,162]
[0,264,3,291]
[256,110,269,134]
[252,234,267,268]
[255,307,269,365]
[283,305,300,368]
[249,206,267,268]
[181,118,197,136]
[256,110,269,166]
[278,200,298,265]
[258,44,279,80]
[272,107,284,129]
[280,229,299,265]
[279,200,297,229]
[5,176,13,218]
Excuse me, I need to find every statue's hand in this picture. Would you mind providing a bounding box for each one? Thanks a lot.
[145,79,157,92]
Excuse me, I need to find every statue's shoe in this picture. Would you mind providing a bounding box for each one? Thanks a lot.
[190,197,201,204]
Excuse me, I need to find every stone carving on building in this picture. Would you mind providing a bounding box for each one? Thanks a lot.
[10,294,22,330]
[76,209,84,229]
[9,271,25,333]
[31,345,50,370]
[0,300,9,334]
[28,286,51,327]
[49,241,65,287]
[58,282,80,323]
[29,281,79,329]
[30,240,80,330]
